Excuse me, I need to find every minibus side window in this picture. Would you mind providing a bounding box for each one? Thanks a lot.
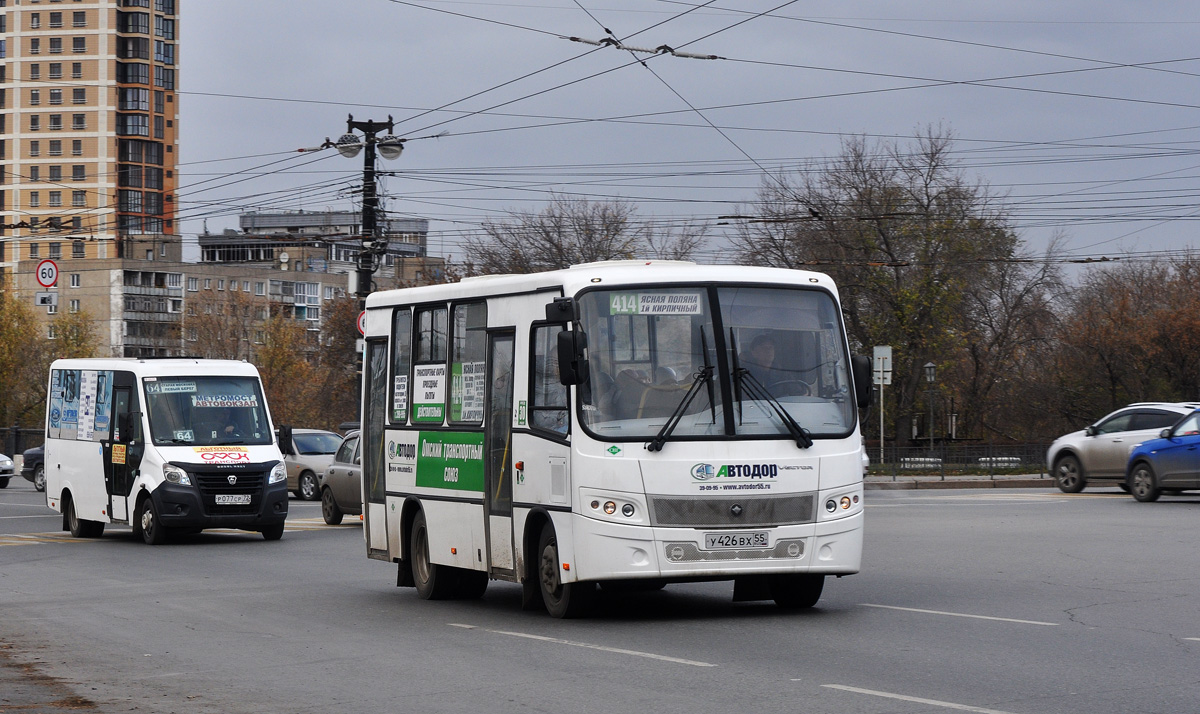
[391,308,412,424]
[530,324,569,435]
[412,306,448,424]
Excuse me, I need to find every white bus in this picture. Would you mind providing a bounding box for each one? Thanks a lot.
[44,358,289,544]
[359,261,872,616]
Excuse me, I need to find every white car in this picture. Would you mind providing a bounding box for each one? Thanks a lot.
[1046,402,1200,493]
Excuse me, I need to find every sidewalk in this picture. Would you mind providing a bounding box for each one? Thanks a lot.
[865,472,1053,490]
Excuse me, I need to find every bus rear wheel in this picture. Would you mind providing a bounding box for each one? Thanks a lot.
[411,511,455,600]
[769,574,824,609]
[538,523,594,618]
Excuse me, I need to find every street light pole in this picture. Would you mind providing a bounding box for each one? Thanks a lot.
[332,115,405,309]
[924,362,936,452]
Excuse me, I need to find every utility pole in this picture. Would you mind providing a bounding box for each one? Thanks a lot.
[331,115,405,309]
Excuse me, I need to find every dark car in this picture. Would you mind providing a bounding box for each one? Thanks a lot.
[20,445,44,492]
[319,431,362,525]
[1126,409,1200,502]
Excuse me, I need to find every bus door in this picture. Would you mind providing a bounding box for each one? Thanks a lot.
[485,331,516,574]
[102,372,137,523]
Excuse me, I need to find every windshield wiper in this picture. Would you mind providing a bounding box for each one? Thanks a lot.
[735,369,813,449]
[646,365,714,452]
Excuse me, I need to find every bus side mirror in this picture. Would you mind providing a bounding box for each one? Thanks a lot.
[117,411,142,444]
[545,296,578,323]
[557,329,590,386]
[278,425,295,455]
[851,354,872,409]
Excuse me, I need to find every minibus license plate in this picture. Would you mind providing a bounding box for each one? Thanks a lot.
[215,494,251,505]
[705,531,768,549]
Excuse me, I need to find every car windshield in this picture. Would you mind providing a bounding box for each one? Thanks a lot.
[576,285,855,442]
[293,432,342,455]
[144,376,272,446]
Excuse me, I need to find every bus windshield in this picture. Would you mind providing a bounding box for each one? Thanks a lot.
[144,376,273,446]
[576,285,855,442]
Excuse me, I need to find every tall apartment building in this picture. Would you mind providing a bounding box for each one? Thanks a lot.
[1,0,180,355]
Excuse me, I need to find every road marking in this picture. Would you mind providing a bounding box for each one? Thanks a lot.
[453,625,716,667]
[0,514,60,520]
[1185,638,1200,642]
[823,684,1021,714]
[861,603,1058,626]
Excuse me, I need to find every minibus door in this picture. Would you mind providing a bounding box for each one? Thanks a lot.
[102,377,136,523]
[485,331,516,574]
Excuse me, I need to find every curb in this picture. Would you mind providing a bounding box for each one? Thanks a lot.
[865,478,1052,490]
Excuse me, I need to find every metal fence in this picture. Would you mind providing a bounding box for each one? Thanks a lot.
[2,428,44,458]
[869,443,1050,480]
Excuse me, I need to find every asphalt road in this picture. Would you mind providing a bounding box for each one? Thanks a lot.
[2,477,1198,714]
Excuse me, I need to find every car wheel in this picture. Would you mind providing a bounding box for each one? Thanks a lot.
[261,523,285,541]
[1053,454,1086,493]
[538,523,594,618]
[0,477,9,489]
[321,487,344,525]
[139,497,169,545]
[33,465,46,492]
[66,496,104,539]
[769,574,825,609]
[410,510,454,600]
[1129,462,1161,502]
[297,471,319,501]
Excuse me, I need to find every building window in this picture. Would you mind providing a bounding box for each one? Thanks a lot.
[29,90,41,106]
[30,167,41,182]
[72,37,85,53]
[49,89,63,105]
[203,278,211,290]
[49,166,62,181]
[49,12,63,28]
[49,114,62,130]
[73,11,86,27]
[71,62,82,79]
[29,64,41,81]
[217,279,225,291]
[72,140,83,156]
[72,114,85,130]
[29,116,41,131]
[29,192,40,207]
[29,141,40,157]
[118,87,148,110]
[69,299,79,313]
[70,273,80,287]
[242,280,250,292]
[71,190,85,206]
[72,87,85,104]
[118,11,150,34]
[48,140,61,156]
[30,38,41,55]
[49,243,62,259]
[255,282,265,296]
[49,38,63,54]
[187,276,197,291]
[116,114,148,136]
[72,241,84,257]
[29,244,40,258]
[49,63,63,79]
[49,190,61,207]
[30,13,42,29]
[72,165,84,181]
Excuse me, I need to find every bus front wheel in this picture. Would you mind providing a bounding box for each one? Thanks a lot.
[411,511,454,600]
[138,497,169,545]
[769,574,824,609]
[538,524,594,618]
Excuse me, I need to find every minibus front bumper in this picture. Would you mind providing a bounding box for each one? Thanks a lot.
[150,478,289,531]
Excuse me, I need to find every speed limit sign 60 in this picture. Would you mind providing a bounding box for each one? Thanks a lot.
[36,259,59,288]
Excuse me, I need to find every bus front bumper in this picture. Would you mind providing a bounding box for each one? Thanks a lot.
[150,481,289,531]
[566,510,863,583]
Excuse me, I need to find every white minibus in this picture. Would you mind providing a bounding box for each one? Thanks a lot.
[357,261,872,616]
[44,358,289,544]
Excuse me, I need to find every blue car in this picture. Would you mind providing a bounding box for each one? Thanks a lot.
[1126,409,1200,502]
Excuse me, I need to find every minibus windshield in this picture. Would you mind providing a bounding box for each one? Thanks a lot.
[144,376,273,446]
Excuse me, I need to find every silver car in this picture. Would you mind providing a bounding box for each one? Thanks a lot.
[1047,402,1200,493]
[320,430,362,525]
[281,428,342,501]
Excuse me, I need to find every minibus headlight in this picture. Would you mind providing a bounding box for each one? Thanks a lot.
[163,464,191,486]
[269,463,287,484]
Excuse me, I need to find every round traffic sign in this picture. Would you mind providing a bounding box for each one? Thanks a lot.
[36,259,59,288]
[357,310,366,336]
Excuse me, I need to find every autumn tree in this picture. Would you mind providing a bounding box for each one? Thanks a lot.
[460,195,706,275]
[0,292,45,427]
[185,290,260,360]
[732,126,1059,444]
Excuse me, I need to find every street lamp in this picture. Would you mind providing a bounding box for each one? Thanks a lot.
[327,115,405,308]
[924,362,936,451]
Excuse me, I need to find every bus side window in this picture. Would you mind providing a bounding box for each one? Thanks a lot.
[530,325,569,434]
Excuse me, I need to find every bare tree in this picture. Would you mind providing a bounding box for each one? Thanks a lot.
[462,195,705,274]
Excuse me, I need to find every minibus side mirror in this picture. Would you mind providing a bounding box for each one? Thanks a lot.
[117,411,142,444]
[557,329,590,386]
[278,425,294,455]
[851,354,872,409]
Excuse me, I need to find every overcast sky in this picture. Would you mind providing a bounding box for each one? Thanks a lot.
[179,1,1200,269]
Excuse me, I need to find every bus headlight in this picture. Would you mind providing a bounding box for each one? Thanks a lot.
[269,463,287,484]
[163,464,191,486]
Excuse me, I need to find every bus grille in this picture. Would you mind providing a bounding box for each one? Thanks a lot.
[194,471,265,514]
[648,493,816,528]
[663,538,805,562]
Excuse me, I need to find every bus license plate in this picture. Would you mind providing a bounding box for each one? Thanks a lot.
[215,494,251,505]
[705,531,768,549]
